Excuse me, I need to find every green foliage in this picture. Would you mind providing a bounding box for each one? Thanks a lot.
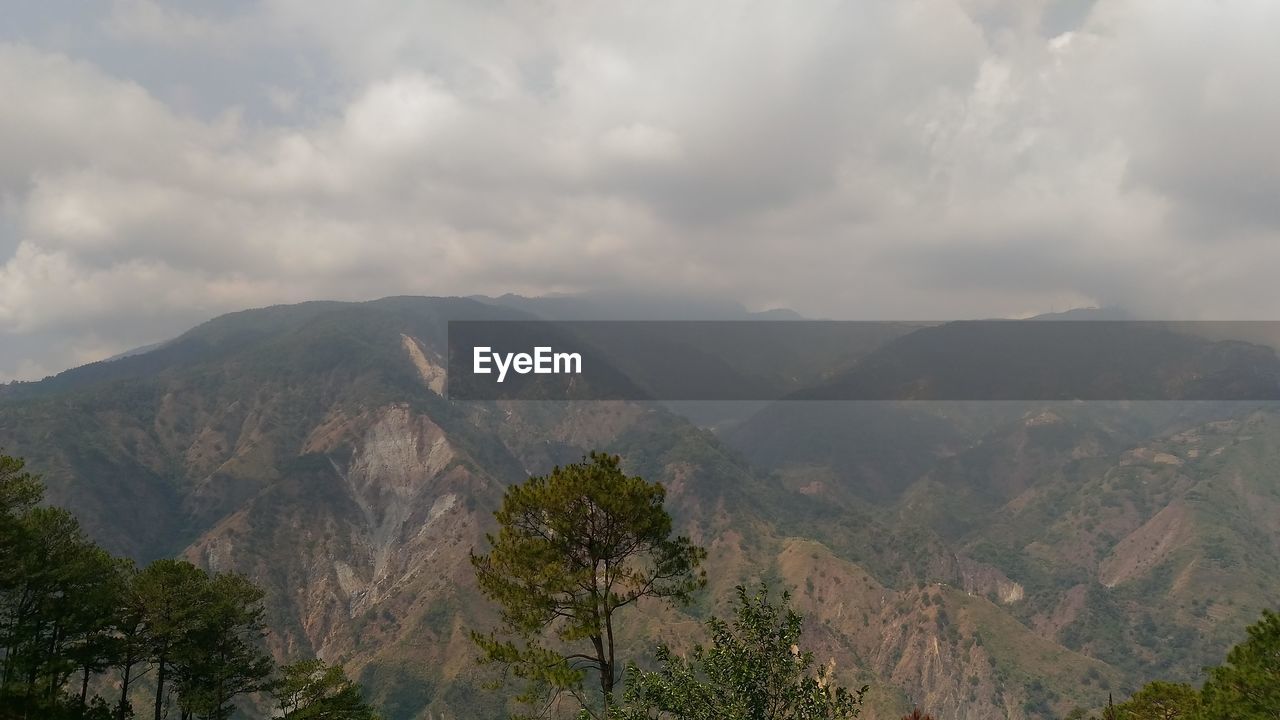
[1110,608,1280,720]
[275,659,381,719]
[615,584,866,720]
[1200,609,1280,719]
[470,452,707,718]
[1112,681,1201,719]
[173,573,276,720]
[135,559,211,720]
[1,452,131,719]
[0,452,374,720]
[1,513,127,715]
[0,453,42,518]
[124,545,278,720]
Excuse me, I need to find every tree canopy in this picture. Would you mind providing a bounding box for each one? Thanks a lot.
[1199,609,1280,719]
[274,659,381,720]
[616,584,865,720]
[0,452,378,720]
[1112,681,1201,720]
[471,452,706,718]
[1111,608,1280,720]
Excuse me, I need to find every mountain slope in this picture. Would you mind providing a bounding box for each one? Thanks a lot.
[726,396,1280,699]
[7,299,1275,718]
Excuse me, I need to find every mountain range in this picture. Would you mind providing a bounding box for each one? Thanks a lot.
[2,296,1278,719]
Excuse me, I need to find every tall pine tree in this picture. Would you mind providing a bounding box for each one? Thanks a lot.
[1201,610,1280,719]
[471,453,706,718]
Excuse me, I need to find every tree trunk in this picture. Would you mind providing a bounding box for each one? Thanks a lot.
[117,661,133,720]
[153,656,166,720]
[80,664,91,706]
[591,634,612,709]
[45,622,64,700]
[604,610,617,705]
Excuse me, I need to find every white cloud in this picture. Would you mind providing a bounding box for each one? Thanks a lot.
[107,0,225,45]
[600,124,684,166]
[2,0,1279,380]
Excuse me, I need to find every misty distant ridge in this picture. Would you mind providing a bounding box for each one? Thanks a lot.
[1026,307,1132,321]
[95,300,1132,375]
[469,291,806,321]
[0,296,1237,390]
[474,295,1142,322]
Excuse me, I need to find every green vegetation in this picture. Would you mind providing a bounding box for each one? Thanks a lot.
[1112,681,1201,719]
[472,459,871,720]
[470,453,707,718]
[0,453,379,720]
[1105,609,1280,719]
[616,584,866,720]
[274,659,381,720]
[132,560,275,720]
[1199,610,1280,719]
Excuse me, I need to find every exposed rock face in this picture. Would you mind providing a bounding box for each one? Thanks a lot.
[400,334,447,395]
[776,540,1115,720]
[342,407,457,584]
[951,556,1025,605]
[183,399,494,700]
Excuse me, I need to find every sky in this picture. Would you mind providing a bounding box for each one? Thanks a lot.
[2,0,1279,381]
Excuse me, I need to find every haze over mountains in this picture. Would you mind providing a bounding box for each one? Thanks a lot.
[2,295,1279,718]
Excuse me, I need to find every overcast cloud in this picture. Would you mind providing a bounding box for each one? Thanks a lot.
[1,0,1278,381]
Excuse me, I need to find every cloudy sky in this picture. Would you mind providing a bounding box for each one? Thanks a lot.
[1,0,1278,381]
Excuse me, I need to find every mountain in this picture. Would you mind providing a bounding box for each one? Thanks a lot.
[0,297,773,717]
[468,291,803,321]
[2,298,1277,719]
[1027,307,1132,321]
[790,321,1280,401]
[725,398,1280,696]
[465,291,922,426]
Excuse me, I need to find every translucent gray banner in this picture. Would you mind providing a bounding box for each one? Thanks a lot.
[446,321,1280,401]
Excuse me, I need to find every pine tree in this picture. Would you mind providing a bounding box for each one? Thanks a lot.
[135,559,211,720]
[470,452,706,718]
[0,506,124,716]
[1,453,370,720]
[111,566,148,720]
[274,659,381,719]
[1111,681,1201,719]
[0,453,43,666]
[174,573,274,720]
[0,454,41,521]
[1200,609,1280,719]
